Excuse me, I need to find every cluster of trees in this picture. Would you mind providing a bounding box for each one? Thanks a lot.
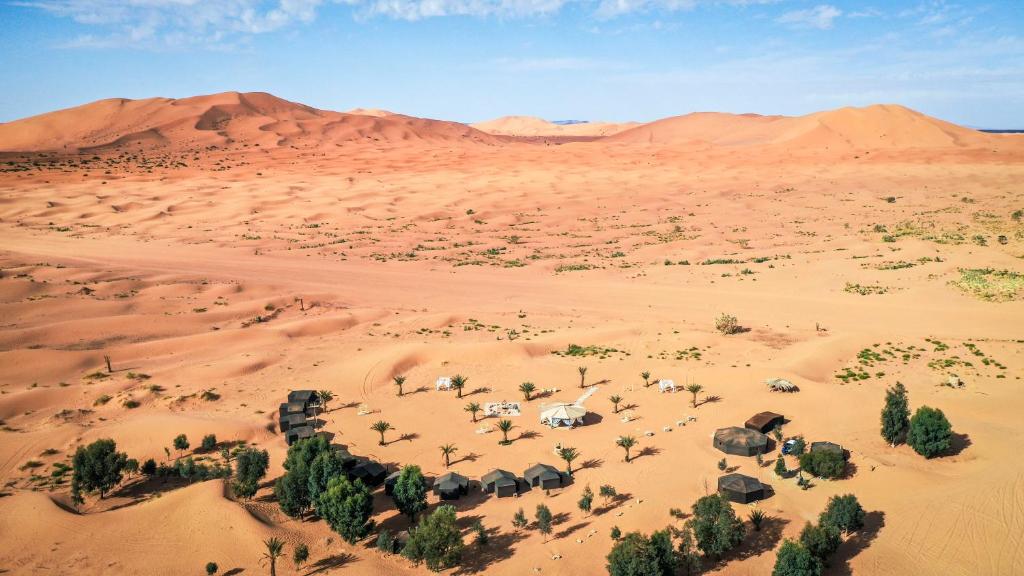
[604,494,745,576]
[797,450,845,480]
[881,383,953,458]
[773,494,866,576]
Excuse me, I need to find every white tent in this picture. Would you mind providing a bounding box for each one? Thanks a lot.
[539,403,587,428]
[658,379,676,393]
[436,377,452,391]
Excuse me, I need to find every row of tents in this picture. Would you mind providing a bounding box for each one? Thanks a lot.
[279,390,322,446]
[385,463,569,500]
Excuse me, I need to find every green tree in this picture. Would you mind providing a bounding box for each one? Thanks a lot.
[465,402,481,423]
[578,366,588,389]
[535,503,553,542]
[440,444,458,468]
[307,446,349,504]
[473,520,488,546]
[262,537,285,576]
[205,561,218,575]
[677,526,702,576]
[392,465,429,522]
[798,450,845,479]
[616,435,637,463]
[173,434,189,458]
[292,543,309,569]
[799,522,840,560]
[558,446,580,475]
[880,382,911,446]
[71,438,128,499]
[599,484,618,506]
[907,405,952,458]
[201,434,217,452]
[749,509,767,531]
[233,447,269,499]
[497,419,514,445]
[774,455,787,477]
[512,507,528,530]
[578,485,594,515]
[394,375,406,396]
[641,371,651,387]
[819,494,866,535]
[519,382,537,401]
[791,436,806,456]
[141,458,157,476]
[316,475,375,544]
[317,390,334,414]
[402,504,464,572]
[611,526,622,540]
[685,383,704,408]
[451,374,467,398]
[609,395,623,414]
[273,435,333,516]
[686,494,745,559]
[606,530,677,576]
[772,540,822,576]
[371,420,393,446]
[124,458,139,479]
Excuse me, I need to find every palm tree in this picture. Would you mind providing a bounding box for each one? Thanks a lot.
[394,375,406,396]
[686,383,704,408]
[317,390,334,414]
[451,374,467,399]
[371,420,393,446]
[496,419,514,445]
[616,435,637,463]
[519,382,536,401]
[262,537,285,576]
[440,444,458,468]
[641,371,651,387]
[578,366,588,389]
[609,395,623,414]
[558,446,580,476]
[465,402,482,423]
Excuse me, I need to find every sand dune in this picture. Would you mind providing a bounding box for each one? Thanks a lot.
[472,115,639,137]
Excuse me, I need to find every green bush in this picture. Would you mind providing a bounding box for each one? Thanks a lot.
[798,450,845,479]
[907,406,952,458]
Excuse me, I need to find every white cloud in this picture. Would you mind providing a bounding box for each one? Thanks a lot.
[355,0,569,20]
[776,4,841,30]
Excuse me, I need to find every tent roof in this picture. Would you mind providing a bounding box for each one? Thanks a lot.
[745,411,784,430]
[540,403,586,420]
[288,390,317,403]
[718,473,763,494]
[435,472,469,488]
[482,469,516,484]
[524,463,560,480]
[351,458,386,476]
[714,426,769,447]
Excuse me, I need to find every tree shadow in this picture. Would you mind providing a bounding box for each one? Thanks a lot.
[698,395,722,407]
[633,446,661,461]
[944,433,972,457]
[554,520,591,540]
[304,552,358,575]
[839,460,859,480]
[579,458,603,471]
[593,492,632,517]
[518,430,542,442]
[465,387,492,397]
[729,516,789,562]
[408,386,430,395]
[619,403,639,412]
[830,511,885,576]
[338,401,361,410]
[223,569,245,576]
[385,433,418,446]
[450,452,481,466]
[452,522,529,575]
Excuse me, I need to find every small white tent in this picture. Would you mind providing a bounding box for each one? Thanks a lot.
[658,379,676,393]
[436,377,452,391]
[539,403,587,428]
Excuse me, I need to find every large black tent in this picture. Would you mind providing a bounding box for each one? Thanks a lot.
[717,473,765,504]
[744,411,785,434]
[279,412,307,433]
[713,427,769,456]
[481,469,519,497]
[523,463,563,490]
[285,424,315,446]
[349,458,387,486]
[433,472,470,500]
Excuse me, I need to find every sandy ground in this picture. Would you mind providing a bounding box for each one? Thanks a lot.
[1,95,1023,576]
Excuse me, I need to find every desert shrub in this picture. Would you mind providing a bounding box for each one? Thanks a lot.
[772,540,822,576]
[71,438,128,500]
[141,458,157,475]
[201,434,217,451]
[907,406,952,458]
[880,382,911,445]
[819,494,866,535]
[715,313,740,335]
[799,522,841,560]
[606,529,676,576]
[205,561,218,575]
[402,504,463,571]
[377,529,398,554]
[232,447,269,499]
[316,476,374,544]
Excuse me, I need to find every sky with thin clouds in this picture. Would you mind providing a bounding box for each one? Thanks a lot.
[1,0,1022,126]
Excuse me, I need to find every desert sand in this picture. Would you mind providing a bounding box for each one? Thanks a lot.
[1,92,1022,575]
[472,115,638,138]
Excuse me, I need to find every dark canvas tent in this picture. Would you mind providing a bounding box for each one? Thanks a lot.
[744,411,785,434]
[279,402,307,418]
[811,441,846,458]
[288,390,320,408]
[481,469,519,497]
[285,424,315,446]
[279,412,307,433]
[717,473,765,504]
[523,463,562,490]
[714,427,769,456]
[349,459,387,486]
[433,472,470,500]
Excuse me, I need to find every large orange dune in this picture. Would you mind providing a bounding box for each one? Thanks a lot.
[472,115,639,137]
[0,91,1022,576]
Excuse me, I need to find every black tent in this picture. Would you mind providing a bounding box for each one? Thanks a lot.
[433,472,470,500]
[279,412,307,433]
[349,458,387,487]
[523,463,562,490]
[287,390,320,409]
[481,469,519,497]
[713,427,768,456]
[717,473,765,504]
[279,402,306,418]
[744,412,785,434]
[285,424,315,446]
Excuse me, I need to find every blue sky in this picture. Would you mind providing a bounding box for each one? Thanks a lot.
[1,1,1022,126]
